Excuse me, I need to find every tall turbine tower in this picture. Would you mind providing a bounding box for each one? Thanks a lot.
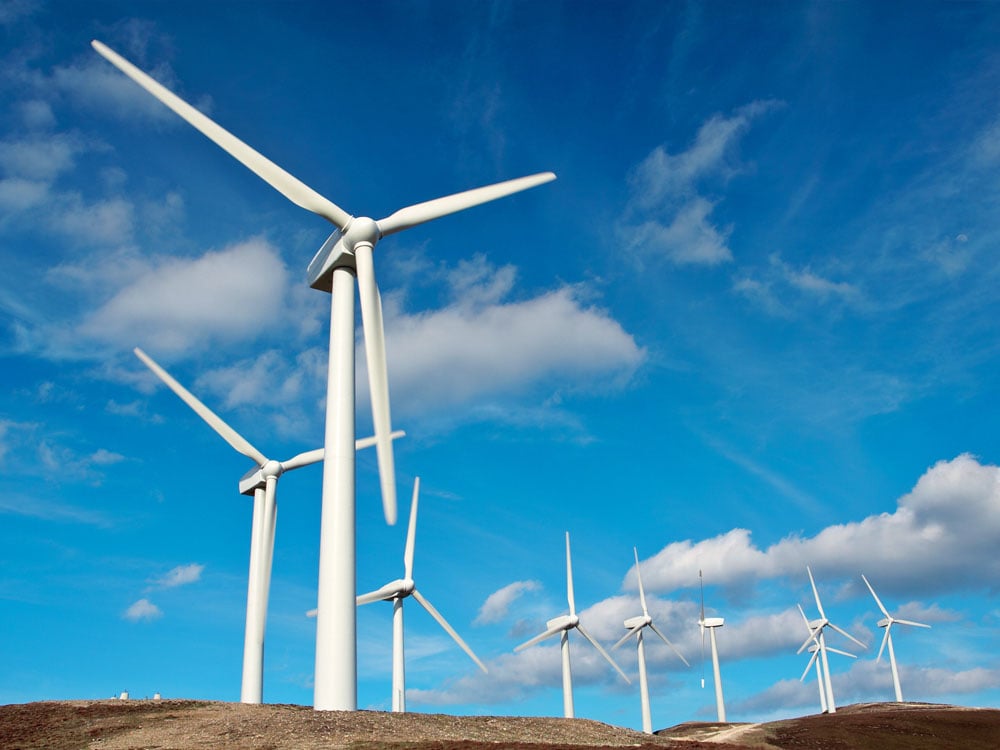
[93,41,554,710]
[515,532,630,718]
[798,604,855,713]
[698,570,726,723]
[357,478,487,711]
[611,548,688,734]
[133,347,396,703]
[861,574,930,702]
[796,567,866,714]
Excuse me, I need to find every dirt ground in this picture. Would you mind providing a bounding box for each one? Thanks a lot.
[1,699,997,750]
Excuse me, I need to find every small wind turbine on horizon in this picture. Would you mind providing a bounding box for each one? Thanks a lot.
[611,548,688,734]
[796,566,866,714]
[357,477,487,712]
[697,570,727,723]
[94,40,554,710]
[861,574,931,703]
[133,347,400,704]
[797,604,856,714]
[515,532,631,719]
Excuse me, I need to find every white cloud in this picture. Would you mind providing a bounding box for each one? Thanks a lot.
[475,580,541,625]
[628,198,733,265]
[736,254,861,313]
[150,563,204,589]
[123,598,162,622]
[628,454,1000,597]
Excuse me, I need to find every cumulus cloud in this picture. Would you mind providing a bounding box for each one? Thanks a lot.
[123,598,162,622]
[149,563,204,589]
[627,454,1000,597]
[475,581,541,625]
[620,100,779,266]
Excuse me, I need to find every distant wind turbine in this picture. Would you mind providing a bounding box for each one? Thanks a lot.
[133,347,399,704]
[94,40,554,710]
[611,547,688,734]
[515,532,630,718]
[698,570,727,723]
[861,574,930,703]
[797,567,866,714]
[797,604,855,714]
[357,477,487,712]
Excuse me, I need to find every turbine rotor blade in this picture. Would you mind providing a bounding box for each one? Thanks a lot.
[826,646,857,659]
[807,566,826,620]
[411,589,488,673]
[91,41,352,229]
[515,623,565,652]
[876,627,890,663]
[280,430,405,471]
[354,243,397,525]
[801,649,819,681]
[798,630,819,655]
[565,532,576,616]
[357,581,405,605]
[403,478,419,579]
[611,624,642,652]
[895,619,931,629]
[633,547,649,617]
[828,622,867,649]
[134,347,267,466]
[375,172,556,237]
[576,623,631,684]
[649,622,690,666]
[861,574,891,618]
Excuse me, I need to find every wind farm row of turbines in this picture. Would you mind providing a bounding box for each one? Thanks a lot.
[94,41,932,730]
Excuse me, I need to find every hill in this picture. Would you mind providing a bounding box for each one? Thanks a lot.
[1,699,998,749]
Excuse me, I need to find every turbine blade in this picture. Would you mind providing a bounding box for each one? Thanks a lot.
[356,581,404,605]
[876,626,890,663]
[355,429,406,452]
[828,622,867,649]
[634,547,648,617]
[895,619,931,629]
[134,347,267,466]
[354,243,397,525]
[807,566,826,620]
[826,646,857,659]
[403,478,419,579]
[375,172,556,237]
[576,623,631,684]
[798,630,818,655]
[801,649,819,682]
[565,532,576,616]
[411,589,488,673]
[281,430,404,471]
[514,624,564,652]
[861,574,891,618]
[649,622,690,666]
[611,624,642,652]
[91,41,352,228]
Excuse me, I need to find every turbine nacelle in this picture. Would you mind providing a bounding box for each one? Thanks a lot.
[701,616,725,628]
[624,614,651,629]
[877,616,892,628]
[547,614,579,631]
[238,460,284,496]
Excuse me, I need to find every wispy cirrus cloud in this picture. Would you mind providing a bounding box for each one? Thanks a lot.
[148,563,204,590]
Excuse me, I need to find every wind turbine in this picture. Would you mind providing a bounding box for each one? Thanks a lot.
[515,532,630,718]
[861,574,930,703]
[133,346,400,704]
[796,567,866,714]
[697,570,726,723]
[611,547,688,734]
[357,477,487,712]
[798,604,855,714]
[93,41,554,710]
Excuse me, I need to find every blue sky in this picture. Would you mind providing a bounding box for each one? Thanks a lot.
[2,0,999,730]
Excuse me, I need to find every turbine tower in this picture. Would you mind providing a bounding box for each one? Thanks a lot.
[861,574,930,702]
[93,41,554,710]
[796,567,866,714]
[611,548,688,734]
[798,604,855,714]
[357,477,487,712]
[133,347,397,704]
[698,570,726,723]
[515,532,630,718]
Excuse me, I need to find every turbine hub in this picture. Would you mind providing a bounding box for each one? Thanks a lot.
[400,578,415,596]
[342,216,381,249]
[262,459,283,478]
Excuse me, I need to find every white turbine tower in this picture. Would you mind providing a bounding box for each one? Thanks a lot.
[796,567,866,714]
[697,570,726,723]
[515,532,630,718]
[798,604,856,714]
[93,41,554,710]
[861,574,930,703]
[611,547,688,734]
[357,477,487,712]
[133,347,398,704]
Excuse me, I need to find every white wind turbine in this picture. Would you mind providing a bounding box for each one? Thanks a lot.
[796,567,866,714]
[357,477,487,712]
[94,41,554,710]
[697,570,727,723]
[133,347,399,704]
[611,548,688,734]
[861,573,930,703]
[798,603,856,714]
[515,532,630,718]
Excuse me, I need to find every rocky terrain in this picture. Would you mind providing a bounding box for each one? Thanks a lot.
[1,698,998,749]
